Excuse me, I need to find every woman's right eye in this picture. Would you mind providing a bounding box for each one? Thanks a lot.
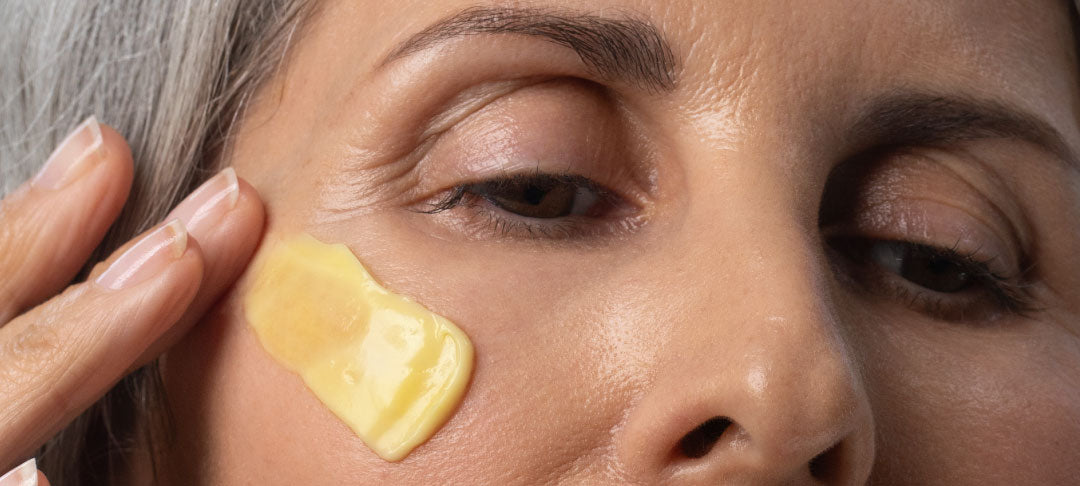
[420,171,636,240]
[465,174,604,219]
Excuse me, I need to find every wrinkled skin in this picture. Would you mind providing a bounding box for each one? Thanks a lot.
[160,0,1080,484]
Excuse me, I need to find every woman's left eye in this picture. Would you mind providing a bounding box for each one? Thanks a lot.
[868,240,976,293]
[466,174,602,219]
[828,237,1036,321]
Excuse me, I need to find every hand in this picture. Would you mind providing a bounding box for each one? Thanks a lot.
[0,117,265,482]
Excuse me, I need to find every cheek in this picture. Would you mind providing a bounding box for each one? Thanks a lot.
[162,213,672,482]
[863,321,1080,483]
[163,294,389,483]
[430,268,684,481]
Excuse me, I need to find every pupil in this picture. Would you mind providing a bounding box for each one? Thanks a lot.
[927,257,955,275]
[523,184,548,206]
[478,176,587,219]
[901,249,971,293]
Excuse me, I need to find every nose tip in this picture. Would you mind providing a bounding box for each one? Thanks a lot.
[616,341,876,484]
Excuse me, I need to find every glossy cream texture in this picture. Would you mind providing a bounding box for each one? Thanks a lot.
[243,234,474,461]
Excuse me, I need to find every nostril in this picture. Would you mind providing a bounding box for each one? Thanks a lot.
[808,442,842,481]
[677,416,732,458]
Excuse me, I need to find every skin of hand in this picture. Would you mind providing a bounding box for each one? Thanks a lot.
[0,118,265,479]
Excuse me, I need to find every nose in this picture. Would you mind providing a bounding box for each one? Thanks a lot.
[616,236,875,485]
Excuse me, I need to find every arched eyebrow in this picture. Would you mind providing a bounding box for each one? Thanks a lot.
[854,93,1079,172]
[380,6,678,92]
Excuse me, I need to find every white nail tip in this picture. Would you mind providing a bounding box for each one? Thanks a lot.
[66,116,104,171]
[0,458,38,486]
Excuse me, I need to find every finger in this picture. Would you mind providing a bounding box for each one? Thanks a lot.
[0,220,203,468]
[0,117,133,324]
[134,167,265,366]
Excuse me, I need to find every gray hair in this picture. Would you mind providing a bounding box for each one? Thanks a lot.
[0,0,315,483]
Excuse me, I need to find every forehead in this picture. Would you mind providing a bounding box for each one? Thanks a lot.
[645,0,1079,147]
[285,0,1079,158]
[337,2,1073,98]
[350,0,1075,78]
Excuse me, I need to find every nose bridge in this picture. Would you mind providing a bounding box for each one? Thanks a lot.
[615,197,875,483]
[713,236,860,455]
[698,224,862,451]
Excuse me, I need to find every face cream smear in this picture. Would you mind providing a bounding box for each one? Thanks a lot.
[243,233,474,461]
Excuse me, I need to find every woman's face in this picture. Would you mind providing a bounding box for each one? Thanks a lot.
[161,0,1080,483]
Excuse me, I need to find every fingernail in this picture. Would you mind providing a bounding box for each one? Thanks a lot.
[165,167,240,232]
[0,458,38,486]
[95,220,188,290]
[32,116,104,190]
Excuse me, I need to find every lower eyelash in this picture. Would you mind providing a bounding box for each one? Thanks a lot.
[980,273,1041,317]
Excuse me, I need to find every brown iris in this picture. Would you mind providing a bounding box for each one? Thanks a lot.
[469,174,598,219]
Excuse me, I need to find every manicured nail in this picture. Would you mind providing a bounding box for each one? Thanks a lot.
[95,220,188,290]
[32,116,104,190]
[165,167,240,232]
[0,458,38,486]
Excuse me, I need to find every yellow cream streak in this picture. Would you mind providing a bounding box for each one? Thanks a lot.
[243,234,474,462]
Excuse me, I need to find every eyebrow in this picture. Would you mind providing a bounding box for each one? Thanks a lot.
[853,93,1079,171]
[381,6,677,92]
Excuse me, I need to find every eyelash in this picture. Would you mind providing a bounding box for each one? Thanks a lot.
[420,172,634,240]
[827,237,1039,322]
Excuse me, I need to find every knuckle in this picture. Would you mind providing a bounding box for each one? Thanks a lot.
[0,322,64,380]
[0,321,78,419]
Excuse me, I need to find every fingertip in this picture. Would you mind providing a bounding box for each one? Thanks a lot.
[67,119,133,212]
[129,174,263,367]
[94,121,134,185]
[234,175,267,229]
[0,118,139,317]
[101,223,205,353]
[189,172,264,282]
[172,227,207,303]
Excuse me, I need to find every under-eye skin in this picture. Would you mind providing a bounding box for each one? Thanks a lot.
[421,171,636,240]
[827,236,1038,322]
